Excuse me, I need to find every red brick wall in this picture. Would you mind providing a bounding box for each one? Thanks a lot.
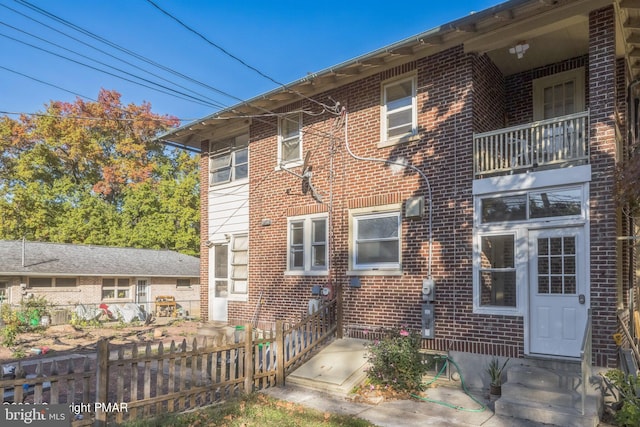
[213,7,622,366]
[588,6,619,368]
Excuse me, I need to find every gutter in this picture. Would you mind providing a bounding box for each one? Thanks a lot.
[157,0,534,143]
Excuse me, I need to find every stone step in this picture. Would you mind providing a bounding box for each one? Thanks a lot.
[495,394,600,427]
[507,364,582,390]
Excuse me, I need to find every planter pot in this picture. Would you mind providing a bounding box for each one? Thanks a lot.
[489,384,502,396]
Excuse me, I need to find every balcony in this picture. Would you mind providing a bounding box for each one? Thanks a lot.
[473,111,589,178]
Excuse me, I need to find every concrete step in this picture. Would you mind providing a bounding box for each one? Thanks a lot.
[507,364,581,390]
[495,394,600,427]
[501,381,582,410]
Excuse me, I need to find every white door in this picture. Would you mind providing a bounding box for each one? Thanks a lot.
[529,228,587,357]
[209,244,228,322]
[135,279,150,314]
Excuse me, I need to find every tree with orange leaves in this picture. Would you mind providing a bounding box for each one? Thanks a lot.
[0,89,199,255]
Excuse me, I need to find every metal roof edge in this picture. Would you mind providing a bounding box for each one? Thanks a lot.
[156,0,531,143]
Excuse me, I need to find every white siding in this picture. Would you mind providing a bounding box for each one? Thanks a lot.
[208,182,249,242]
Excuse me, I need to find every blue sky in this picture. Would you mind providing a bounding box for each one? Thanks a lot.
[1,0,502,124]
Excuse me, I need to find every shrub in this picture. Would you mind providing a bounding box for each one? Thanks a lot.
[365,327,430,393]
[602,369,640,427]
[0,296,53,346]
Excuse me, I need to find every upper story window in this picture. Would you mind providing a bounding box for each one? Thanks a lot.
[350,207,402,272]
[209,134,249,186]
[533,68,584,120]
[287,214,328,274]
[278,113,302,166]
[382,75,417,144]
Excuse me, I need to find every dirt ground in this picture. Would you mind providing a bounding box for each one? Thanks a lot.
[0,317,202,363]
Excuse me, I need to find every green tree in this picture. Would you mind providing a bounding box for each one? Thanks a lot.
[0,89,200,255]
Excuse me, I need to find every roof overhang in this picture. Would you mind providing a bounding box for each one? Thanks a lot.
[157,0,619,150]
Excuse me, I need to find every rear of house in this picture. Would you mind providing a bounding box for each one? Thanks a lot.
[161,0,636,385]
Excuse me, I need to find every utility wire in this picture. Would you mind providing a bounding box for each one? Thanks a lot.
[0,22,227,109]
[10,0,242,105]
[144,0,339,114]
[0,3,229,108]
[0,65,95,102]
[0,32,217,109]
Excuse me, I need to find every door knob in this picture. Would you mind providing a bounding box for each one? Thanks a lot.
[578,294,585,304]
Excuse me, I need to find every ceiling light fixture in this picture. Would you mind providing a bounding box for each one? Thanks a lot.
[509,42,529,59]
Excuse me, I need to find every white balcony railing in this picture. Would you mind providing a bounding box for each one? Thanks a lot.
[474,111,589,177]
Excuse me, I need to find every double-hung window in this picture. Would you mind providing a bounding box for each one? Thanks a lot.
[209,134,248,186]
[278,113,302,166]
[382,76,417,143]
[351,209,401,271]
[287,215,328,274]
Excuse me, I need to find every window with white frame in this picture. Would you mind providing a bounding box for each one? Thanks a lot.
[287,215,328,273]
[479,234,517,307]
[382,75,417,142]
[230,234,248,294]
[278,113,302,166]
[351,210,401,271]
[209,134,248,186]
[533,68,585,120]
[102,278,131,299]
[473,183,587,315]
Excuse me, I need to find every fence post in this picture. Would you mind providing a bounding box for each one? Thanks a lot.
[95,338,108,426]
[276,321,285,386]
[244,323,253,394]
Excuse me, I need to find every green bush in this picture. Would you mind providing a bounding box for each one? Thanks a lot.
[0,296,52,346]
[602,369,640,427]
[365,327,431,393]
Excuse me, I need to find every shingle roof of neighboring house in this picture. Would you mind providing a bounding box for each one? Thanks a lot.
[0,240,200,277]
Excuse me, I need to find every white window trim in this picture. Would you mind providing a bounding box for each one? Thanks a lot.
[473,230,525,316]
[285,213,329,276]
[348,204,402,275]
[277,113,303,169]
[209,134,249,187]
[532,67,585,121]
[228,233,249,301]
[380,74,418,147]
[472,170,590,315]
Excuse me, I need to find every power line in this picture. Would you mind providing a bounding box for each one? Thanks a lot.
[143,0,339,115]
[0,3,229,109]
[0,65,95,102]
[0,31,218,109]
[11,0,244,106]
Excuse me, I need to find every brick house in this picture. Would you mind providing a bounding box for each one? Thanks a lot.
[0,240,201,318]
[160,0,637,380]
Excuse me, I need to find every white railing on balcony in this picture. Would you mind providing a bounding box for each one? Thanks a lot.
[474,111,589,177]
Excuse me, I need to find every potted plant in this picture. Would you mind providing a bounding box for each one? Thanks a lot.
[486,357,509,396]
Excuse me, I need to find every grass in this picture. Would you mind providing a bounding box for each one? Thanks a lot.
[122,393,375,427]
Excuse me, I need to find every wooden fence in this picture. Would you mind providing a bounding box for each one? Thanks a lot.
[0,298,338,426]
